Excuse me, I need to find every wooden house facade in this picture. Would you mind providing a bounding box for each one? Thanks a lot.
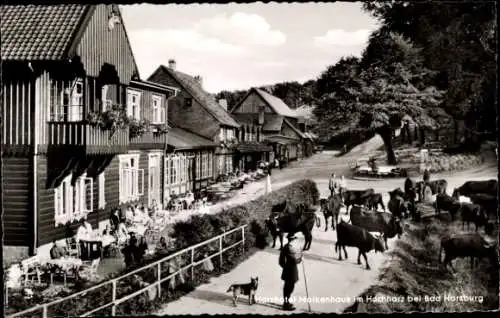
[230,113,273,171]
[147,61,241,180]
[231,88,306,163]
[0,4,180,258]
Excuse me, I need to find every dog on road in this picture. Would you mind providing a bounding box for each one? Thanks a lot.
[226,277,259,306]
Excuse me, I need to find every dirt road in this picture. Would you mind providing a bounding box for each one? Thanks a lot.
[155,151,497,315]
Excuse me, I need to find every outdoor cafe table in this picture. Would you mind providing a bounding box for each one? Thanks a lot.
[81,234,116,260]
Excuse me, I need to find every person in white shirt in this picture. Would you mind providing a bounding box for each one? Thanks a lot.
[125,206,134,224]
[76,218,93,260]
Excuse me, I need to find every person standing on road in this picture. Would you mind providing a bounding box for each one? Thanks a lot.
[339,175,347,197]
[279,233,303,311]
[328,173,338,197]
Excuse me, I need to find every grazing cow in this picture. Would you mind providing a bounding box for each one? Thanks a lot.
[460,203,488,231]
[335,220,386,270]
[342,188,375,214]
[435,193,461,221]
[349,205,403,249]
[365,193,386,212]
[320,194,343,231]
[452,180,498,198]
[440,233,498,272]
[416,179,448,201]
[469,193,498,219]
[266,203,318,250]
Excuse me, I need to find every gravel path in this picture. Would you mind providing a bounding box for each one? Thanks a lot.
[154,150,497,315]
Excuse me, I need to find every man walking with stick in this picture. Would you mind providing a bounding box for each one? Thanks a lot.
[279,233,303,311]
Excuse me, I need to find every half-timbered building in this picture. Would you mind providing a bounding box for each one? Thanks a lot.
[0,4,178,259]
[231,88,306,163]
[147,61,241,181]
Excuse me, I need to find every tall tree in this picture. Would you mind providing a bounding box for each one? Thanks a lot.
[314,31,447,164]
[363,1,497,143]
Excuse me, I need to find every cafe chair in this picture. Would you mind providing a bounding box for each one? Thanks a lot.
[20,256,41,286]
[66,237,80,258]
[79,258,101,282]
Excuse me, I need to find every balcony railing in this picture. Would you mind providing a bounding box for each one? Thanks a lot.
[48,121,129,154]
[129,131,168,150]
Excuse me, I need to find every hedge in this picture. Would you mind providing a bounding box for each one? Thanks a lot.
[7,179,319,317]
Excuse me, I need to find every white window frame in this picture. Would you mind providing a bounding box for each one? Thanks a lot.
[119,154,144,204]
[54,173,93,227]
[196,153,201,180]
[98,172,106,209]
[127,89,142,120]
[151,95,163,124]
[201,152,209,178]
[101,84,112,112]
[225,156,232,174]
[219,128,225,142]
[148,153,162,208]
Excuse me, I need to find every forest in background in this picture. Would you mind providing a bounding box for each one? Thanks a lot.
[215,1,496,164]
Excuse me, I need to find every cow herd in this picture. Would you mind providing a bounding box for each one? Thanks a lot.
[265,178,498,272]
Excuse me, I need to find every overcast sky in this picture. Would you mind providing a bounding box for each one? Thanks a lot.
[121,3,380,94]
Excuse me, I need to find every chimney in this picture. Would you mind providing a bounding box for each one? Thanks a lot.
[194,75,203,88]
[168,59,176,70]
[218,99,228,111]
[258,105,265,125]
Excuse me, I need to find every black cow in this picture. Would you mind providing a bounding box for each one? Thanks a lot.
[404,177,417,202]
[460,202,488,231]
[335,220,386,270]
[388,192,408,220]
[469,193,498,219]
[342,188,375,214]
[349,205,403,249]
[440,233,498,272]
[366,193,386,212]
[266,203,318,250]
[435,193,461,221]
[320,194,343,231]
[452,180,498,198]
[416,179,448,201]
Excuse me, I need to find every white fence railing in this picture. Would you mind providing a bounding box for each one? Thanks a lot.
[6,225,248,318]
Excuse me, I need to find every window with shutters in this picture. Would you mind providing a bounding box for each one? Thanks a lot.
[54,173,93,227]
[152,95,163,124]
[98,172,106,209]
[127,89,141,120]
[119,154,144,204]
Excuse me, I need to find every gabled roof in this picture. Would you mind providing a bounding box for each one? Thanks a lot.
[149,65,240,129]
[1,4,140,80]
[283,118,307,139]
[264,134,300,145]
[262,115,284,132]
[1,4,90,60]
[254,88,298,118]
[167,127,218,150]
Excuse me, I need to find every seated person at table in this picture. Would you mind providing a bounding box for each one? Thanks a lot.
[156,236,168,252]
[110,209,121,233]
[125,206,134,224]
[50,240,68,259]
